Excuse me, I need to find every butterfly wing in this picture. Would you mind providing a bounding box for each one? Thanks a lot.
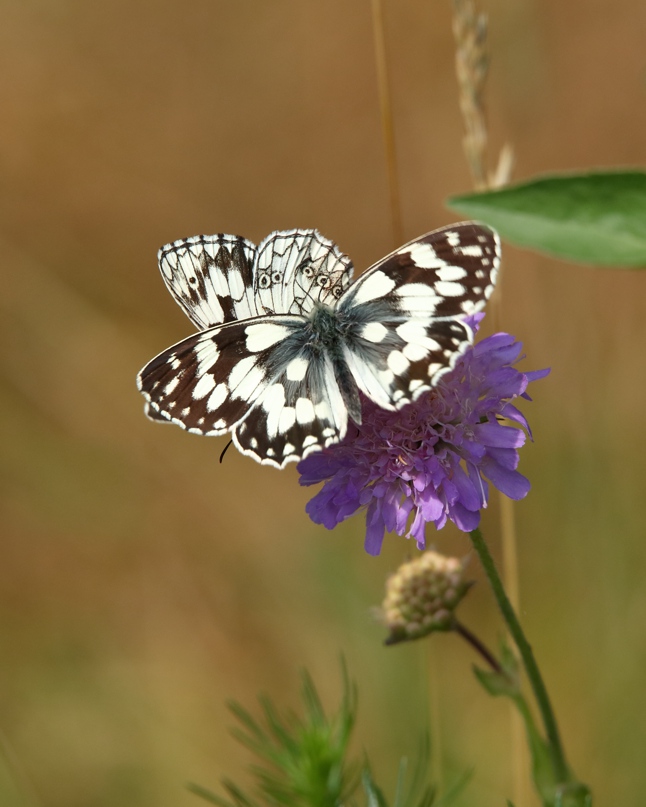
[137,315,350,467]
[145,234,261,424]
[158,234,260,329]
[255,229,354,317]
[138,316,304,435]
[233,348,349,468]
[336,222,500,409]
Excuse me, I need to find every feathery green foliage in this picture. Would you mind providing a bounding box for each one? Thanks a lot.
[188,667,447,807]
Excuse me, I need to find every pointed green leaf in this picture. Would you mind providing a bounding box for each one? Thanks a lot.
[472,664,519,698]
[362,769,391,807]
[447,170,646,267]
[498,639,520,680]
[432,769,472,807]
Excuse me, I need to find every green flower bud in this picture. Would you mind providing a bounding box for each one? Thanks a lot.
[381,551,473,644]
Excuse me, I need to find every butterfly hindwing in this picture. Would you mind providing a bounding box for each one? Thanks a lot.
[158,234,260,329]
[340,316,473,410]
[255,230,354,317]
[144,402,172,423]
[233,349,349,468]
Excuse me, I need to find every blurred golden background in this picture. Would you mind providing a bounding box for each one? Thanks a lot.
[2,1,646,805]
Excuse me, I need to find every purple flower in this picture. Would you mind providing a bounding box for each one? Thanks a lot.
[298,315,549,556]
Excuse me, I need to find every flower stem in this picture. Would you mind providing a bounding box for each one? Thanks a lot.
[453,619,503,674]
[468,527,570,785]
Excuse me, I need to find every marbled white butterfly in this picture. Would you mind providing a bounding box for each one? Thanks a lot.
[137,224,500,468]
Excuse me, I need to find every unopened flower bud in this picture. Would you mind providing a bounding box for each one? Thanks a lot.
[381,551,472,644]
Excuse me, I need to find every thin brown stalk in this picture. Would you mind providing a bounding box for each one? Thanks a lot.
[454,620,503,674]
[370,0,404,247]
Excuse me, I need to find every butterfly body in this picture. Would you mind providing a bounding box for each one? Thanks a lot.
[138,224,500,468]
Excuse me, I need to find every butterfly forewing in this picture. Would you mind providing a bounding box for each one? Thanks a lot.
[255,230,354,316]
[158,234,260,329]
[338,223,499,320]
[336,222,499,406]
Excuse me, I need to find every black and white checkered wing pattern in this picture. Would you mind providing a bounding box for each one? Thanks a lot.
[255,230,353,317]
[138,317,305,436]
[138,222,500,468]
[158,234,260,329]
[336,222,500,410]
[137,315,349,468]
[233,344,349,467]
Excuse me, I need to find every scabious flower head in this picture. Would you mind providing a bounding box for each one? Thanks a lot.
[298,315,549,555]
[381,550,472,644]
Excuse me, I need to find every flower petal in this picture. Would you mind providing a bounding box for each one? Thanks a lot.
[365,499,386,556]
[481,457,530,500]
[474,422,526,448]
[450,462,482,511]
[485,446,520,471]
[525,368,551,382]
[450,501,481,532]
[417,485,445,521]
[500,402,531,435]
[298,452,343,485]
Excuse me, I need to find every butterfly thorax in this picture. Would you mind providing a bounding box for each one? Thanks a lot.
[306,302,343,349]
[306,302,362,424]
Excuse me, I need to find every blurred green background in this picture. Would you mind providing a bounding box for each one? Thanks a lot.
[2,1,646,805]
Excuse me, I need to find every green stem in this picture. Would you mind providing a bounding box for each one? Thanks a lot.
[468,528,570,785]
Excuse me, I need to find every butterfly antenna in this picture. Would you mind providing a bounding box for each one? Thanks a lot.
[219,439,233,463]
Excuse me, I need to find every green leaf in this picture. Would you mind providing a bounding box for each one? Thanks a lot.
[498,639,520,680]
[447,170,646,267]
[472,663,519,699]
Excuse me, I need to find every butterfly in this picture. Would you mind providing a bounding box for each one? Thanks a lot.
[137,223,500,468]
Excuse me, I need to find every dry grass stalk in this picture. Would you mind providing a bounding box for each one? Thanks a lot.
[451,0,513,190]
